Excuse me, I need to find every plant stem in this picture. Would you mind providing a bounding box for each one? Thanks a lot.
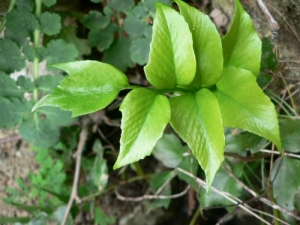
[269,188,281,225]
[0,0,16,33]
[189,208,200,225]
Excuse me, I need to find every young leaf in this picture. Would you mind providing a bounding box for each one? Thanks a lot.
[222,0,261,76]
[144,2,196,89]
[170,89,225,190]
[0,39,26,73]
[33,61,129,117]
[40,12,61,36]
[214,67,282,150]
[175,0,223,87]
[114,88,171,169]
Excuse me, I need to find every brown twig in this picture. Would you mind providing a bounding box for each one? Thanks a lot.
[115,185,190,202]
[223,164,300,221]
[61,124,88,225]
[0,135,22,144]
[225,152,271,162]
[256,0,280,34]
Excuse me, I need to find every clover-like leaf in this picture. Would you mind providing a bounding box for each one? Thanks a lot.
[222,0,261,76]
[114,88,171,169]
[170,88,225,190]
[144,2,196,89]
[42,0,56,7]
[33,61,129,117]
[175,0,223,87]
[40,12,61,36]
[108,0,134,12]
[214,67,282,150]
[81,11,110,30]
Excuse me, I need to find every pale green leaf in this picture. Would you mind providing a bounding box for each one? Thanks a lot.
[40,12,61,36]
[0,39,26,73]
[222,0,261,76]
[153,133,184,168]
[144,3,196,89]
[103,36,134,72]
[130,37,151,65]
[271,156,300,223]
[170,89,225,190]
[114,88,171,169]
[214,67,282,150]
[33,61,128,117]
[175,0,223,87]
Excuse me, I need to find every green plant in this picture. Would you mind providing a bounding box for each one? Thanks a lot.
[33,0,281,190]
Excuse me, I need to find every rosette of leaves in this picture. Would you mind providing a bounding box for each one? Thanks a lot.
[33,0,282,190]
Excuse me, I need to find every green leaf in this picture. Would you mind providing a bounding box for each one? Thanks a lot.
[19,118,60,148]
[222,0,261,76]
[94,207,114,225]
[88,23,118,51]
[142,0,171,14]
[40,12,61,35]
[271,157,300,222]
[33,61,129,117]
[17,76,35,92]
[177,154,199,189]
[45,39,79,69]
[200,166,243,207]
[4,29,30,47]
[123,14,147,38]
[38,106,76,127]
[42,0,57,7]
[0,72,25,98]
[103,36,134,72]
[175,0,223,87]
[35,74,64,93]
[260,37,278,71]
[144,3,196,89]
[91,0,102,2]
[153,134,184,168]
[0,97,31,129]
[82,11,110,30]
[6,9,39,37]
[0,217,31,224]
[170,89,225,190]
[114,88,170,169]
[214,67,282,150]
[280,118,300,153]
[52,206,73,225]
[16,0,35,11]
[0,39,26,73]
[130,37,151,65]
[108,0,134,12]
[22,44,36,61]
[59,25,91,56]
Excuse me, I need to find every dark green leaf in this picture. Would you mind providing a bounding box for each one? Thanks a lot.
[35,74,64,93]
[271,157,300,222]
[22,44,35,61]
[153,134,184,168]
[108,0,134,12]
[175,0,223,87]
[94,207,114,225]
[142,0,171,14]
[88,23,118,51]
[280,118,300,153]
[0,39,26,73]
[6,9,39,37]
[40,12,61,35]
[0,97,31,129]
[4,29,29,47]
[58,25,91,56]
[214,67,282,151]
[257,73,272,88]
[130,37,151,65]
[91,0,102,2]
[0,217,31,223]
[82,11,110,30]
[177,154,199,189]
[150,171,174,191]
[33,61,129,117]
[0,72,25,98]
[38,106,76,127]
[261,37,278,71]
[17,76,35,92]
[114,88,170,169]
[170,89,224,190]
[2,200,53,214]
[123,14,147,38]
[144,3,196,88]
[200,166,243,207]
[16,0,35,11]
[52,206,73,225]
[103,36,134,72]
[222,0,261,76]
[45,39,79,69]
[19,118,60,148]
[42,0,57,7]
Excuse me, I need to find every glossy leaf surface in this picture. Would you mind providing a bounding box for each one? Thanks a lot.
[222,0,261,76]
[144,3,196,88]
[33,61,128,117]
[170,89,224,189]
[175,0,223,87]
[214,67,281,150]
[114,88,170,169]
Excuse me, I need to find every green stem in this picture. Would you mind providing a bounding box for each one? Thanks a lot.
[189,208,200,225]
[134,161,150,183]
[269,188,281,225]
[0,0,16,33]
